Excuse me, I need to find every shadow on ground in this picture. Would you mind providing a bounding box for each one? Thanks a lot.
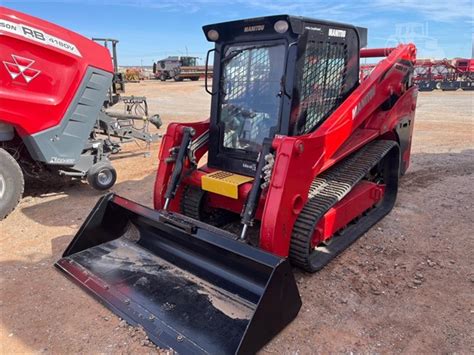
[20,173,156,228]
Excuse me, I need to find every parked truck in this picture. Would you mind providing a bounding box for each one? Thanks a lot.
[153,56,209,81]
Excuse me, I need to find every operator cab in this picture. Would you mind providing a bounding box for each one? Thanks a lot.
[203,15,367,176]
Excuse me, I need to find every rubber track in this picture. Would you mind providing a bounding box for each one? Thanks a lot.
[289,140,397,271]
[181,186,203,220]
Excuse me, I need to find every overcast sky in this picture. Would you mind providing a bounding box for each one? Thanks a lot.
[3,0,473,65]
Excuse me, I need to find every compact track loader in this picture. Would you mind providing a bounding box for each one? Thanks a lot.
[57,15,417,354]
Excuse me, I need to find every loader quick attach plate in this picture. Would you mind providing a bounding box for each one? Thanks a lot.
[55,194,301,354]
[201,171,253,199]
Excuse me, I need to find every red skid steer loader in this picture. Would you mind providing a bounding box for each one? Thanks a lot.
[56,15,417,354]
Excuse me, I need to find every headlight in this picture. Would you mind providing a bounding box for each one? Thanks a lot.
[274,20,289,34]
[207,29,219,41]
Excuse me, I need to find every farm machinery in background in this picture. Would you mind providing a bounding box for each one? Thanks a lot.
[124,68,152,81]
[57,14,418,354]
[92,37,162,155]
[153,55,211,81]
[0,9,161,220]
[361,57,474,91]
[413,58,474,91]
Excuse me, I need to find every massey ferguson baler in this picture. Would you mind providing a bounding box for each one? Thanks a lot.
[56,15,417,354]
[0,7,160,220]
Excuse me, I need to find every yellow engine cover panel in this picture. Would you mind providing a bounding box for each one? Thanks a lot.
[201,171,254,199]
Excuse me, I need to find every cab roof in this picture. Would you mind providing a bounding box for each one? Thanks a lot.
[203,14,367,48]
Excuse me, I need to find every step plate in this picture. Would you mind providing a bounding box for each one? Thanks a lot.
[201,171,253,199]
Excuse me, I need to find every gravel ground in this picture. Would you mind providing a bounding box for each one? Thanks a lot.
[0,81,473,354]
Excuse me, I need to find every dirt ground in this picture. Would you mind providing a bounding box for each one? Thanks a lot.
[1,80,473,354]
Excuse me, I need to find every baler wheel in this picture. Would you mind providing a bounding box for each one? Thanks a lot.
[0,148,24,220]
[86,162,117,191]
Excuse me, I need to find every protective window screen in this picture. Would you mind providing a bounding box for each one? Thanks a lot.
[297,41,347,134]
[219,45,285,152]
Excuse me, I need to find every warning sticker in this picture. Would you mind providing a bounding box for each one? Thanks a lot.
[0,19,82,57]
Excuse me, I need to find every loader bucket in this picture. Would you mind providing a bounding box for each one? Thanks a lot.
[56,194,301,354]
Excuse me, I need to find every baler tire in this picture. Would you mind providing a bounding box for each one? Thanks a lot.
[0,148,24,220]
[87,162,117,191]
[159,74,167,81]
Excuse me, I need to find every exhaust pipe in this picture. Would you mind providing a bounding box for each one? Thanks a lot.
[56,194,301,354]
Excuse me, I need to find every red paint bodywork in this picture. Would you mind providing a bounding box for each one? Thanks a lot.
[0,7,113,137]
[153,44,417,258]
[311,181,385,248]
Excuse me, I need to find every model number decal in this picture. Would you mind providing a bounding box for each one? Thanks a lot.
[242,162,257,171]
[0,19,82,57]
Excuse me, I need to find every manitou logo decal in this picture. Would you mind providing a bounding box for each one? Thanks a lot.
[244,25,265,32]
[328,28,346,38]
[352,87,375,120]
[3,55,41,83]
